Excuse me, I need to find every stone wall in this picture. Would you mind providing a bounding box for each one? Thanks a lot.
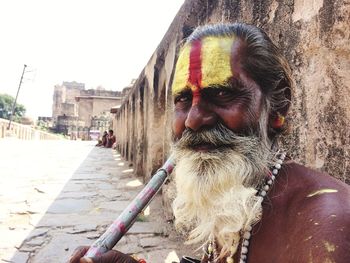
[81,89,123,97]
[0,118,63,140]
[115,0,350,191]
[91,98,122,117]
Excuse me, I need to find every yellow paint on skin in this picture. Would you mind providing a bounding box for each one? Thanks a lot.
[324,241,336,252]
[172,44,191,94]
[172,36,236,95]
[307,188,338,198]
[304,236,313,241]
[308,252,335,263]
[201,36,234,88]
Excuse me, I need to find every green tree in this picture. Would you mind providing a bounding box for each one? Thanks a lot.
[0,93,26,122]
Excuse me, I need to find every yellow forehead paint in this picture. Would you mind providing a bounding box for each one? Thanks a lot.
[172,44,191,94]
[172,36,236,95]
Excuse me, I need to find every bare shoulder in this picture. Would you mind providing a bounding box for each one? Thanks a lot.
[282,162,350,209]
[278,162,350,262]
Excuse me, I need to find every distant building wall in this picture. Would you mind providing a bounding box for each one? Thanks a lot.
[52,86,64,121]
[60,103,75,116]
[81,89,122,97]
[76,96,123,133]
[91,98,121,117]
[52,81,123,139]
[52,81,85,124]
[115,0,350,192]
[76,99,93,127]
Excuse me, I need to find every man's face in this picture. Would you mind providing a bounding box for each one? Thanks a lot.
[171,34,274,255]
[172,36,264,144]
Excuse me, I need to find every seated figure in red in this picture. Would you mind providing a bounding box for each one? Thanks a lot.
[105,129,116,148]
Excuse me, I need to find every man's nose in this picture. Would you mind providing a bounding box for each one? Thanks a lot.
[184,103,217,131]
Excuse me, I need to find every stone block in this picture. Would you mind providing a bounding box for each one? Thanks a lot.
[139,236,164,248]
[46,199,92,214]
[7,251,30,263]
[66,223,98,234]
[127,222,163,235]
[25,228,49,241]
[29,233,92,263]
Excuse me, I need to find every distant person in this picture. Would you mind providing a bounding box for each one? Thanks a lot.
[96,131,108,147]
[105,129,116,148]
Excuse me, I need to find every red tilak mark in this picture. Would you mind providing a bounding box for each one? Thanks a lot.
[192,86,201,105]
[188,40,202,89]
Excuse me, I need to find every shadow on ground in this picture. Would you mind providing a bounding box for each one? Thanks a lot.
[6,143,195,263]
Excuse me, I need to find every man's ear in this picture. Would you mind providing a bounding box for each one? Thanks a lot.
[269,78,291,130]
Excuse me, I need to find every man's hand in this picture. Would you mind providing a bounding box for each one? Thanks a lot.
[68,246,139,263]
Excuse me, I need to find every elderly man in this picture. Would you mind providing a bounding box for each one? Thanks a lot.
[70,23,350,263]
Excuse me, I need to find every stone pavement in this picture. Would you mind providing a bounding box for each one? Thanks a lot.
[0,139,200,263]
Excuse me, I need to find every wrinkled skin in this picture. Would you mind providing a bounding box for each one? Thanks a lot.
[172,40,350,263]
[172,39,264,141]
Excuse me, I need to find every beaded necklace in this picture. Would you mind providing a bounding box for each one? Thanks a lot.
[204,152,286,263]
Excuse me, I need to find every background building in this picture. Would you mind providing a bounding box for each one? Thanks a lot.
[52,81,123,140]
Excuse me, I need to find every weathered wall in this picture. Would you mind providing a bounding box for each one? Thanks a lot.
[115,0,350,197]
[0,118,63,140]
[91,98,121,117]
[52,82,84,124]
[77,99,93,125]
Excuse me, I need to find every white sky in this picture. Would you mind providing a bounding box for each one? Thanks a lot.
[0,0,184,119]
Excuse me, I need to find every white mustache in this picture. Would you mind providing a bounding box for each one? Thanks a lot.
[175,123,253,149]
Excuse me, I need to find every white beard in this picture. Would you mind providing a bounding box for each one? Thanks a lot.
[172,128,275,257]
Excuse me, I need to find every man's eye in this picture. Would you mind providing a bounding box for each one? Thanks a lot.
[178,96,190,102]
[217,90,229,97]
[202,88,241,105]
[174,93,192,104]
[212,89,234,100]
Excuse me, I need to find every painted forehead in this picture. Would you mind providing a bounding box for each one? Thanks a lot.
[172,35,238,95]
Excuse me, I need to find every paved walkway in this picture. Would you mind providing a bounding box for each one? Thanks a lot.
[0,139,199,263]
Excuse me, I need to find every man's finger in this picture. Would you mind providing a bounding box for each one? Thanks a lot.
[87,250,138,263]
[68,246,89,263]
[79,257,94,263]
